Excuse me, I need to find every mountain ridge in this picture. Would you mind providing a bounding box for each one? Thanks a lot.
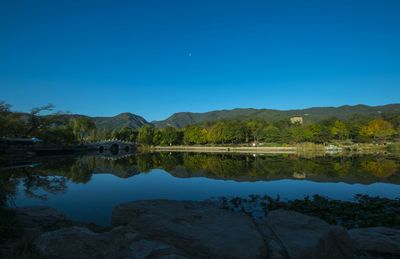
[37,104,400,130]
[39,112,150,131]
[92,112,148,130]
[151,104,400,128]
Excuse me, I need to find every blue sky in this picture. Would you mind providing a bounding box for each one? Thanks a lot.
[1,0,399,121]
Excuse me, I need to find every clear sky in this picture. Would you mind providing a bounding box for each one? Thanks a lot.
[1,0,399,121]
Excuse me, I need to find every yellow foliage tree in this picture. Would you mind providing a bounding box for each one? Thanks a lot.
[359,119,395,142]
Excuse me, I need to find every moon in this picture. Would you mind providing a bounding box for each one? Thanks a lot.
[188,52,192,57]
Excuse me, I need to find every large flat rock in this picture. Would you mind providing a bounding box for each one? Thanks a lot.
[349,227,400,257]
[266,210,354,259]
[15,206,69,232]
[112,200,266,259]
[35,226,185,259]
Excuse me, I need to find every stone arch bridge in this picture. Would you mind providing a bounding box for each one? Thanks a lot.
[86,140,136,154]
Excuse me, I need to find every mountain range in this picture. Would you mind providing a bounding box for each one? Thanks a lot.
[92,113,148,130]
[82,104,400,130]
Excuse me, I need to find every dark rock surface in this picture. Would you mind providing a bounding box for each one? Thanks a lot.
[264,209,354,259]
[35,226,185,259]
[350,227,400,257]
[15,206,69,233]
[5,202,400,259]
[112,200,267,259]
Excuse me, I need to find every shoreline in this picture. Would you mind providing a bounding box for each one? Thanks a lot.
[151,143,390,155]
[153,145,298,154]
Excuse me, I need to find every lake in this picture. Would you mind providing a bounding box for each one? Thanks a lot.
[1,152,400,225]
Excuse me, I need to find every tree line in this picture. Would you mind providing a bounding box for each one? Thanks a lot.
[133,116,399,146]
[1,101,399,145]
[0,101,96,144]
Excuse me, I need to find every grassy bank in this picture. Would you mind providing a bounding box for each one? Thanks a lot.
[153,145,297,154]
[145,142,396,155]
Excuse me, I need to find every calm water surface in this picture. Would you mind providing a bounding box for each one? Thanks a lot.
[1,152,400,225]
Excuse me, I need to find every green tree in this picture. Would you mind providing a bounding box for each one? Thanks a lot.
[161,126,180,146]
[137,125,155,145]
[263,125,281,143]
[184,125,208,144]
[223,121,247,143]
[308,124,323,143]
[25,103,55,136]
[0,101,26,137]
[280,128,293,144]
[208,122,226,144]
[94,128,113,141]
[290,127,308,143]
[36,126,75,144]
[331,120,349,140]
[70,117,96,143]
[152,129,162,146]
[245,121,260,143]
[253,125,265,143]
[113,126,136,142]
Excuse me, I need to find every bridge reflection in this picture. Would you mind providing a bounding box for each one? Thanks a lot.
[86,140,136,155]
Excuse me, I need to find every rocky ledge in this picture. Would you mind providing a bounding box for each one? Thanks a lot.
[4,200,400,259]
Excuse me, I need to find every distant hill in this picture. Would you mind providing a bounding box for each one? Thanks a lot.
[152,104,400,128]
[35,104,400,130]
[92,113,148,130]
[40,112,149,130]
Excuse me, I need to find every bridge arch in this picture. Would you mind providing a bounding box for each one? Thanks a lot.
[87,140,136,155]
[109,143,119,155]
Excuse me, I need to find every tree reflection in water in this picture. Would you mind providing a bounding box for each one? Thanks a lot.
[0,152,399,203]
[23,175,67,200]
[362,159,398,178]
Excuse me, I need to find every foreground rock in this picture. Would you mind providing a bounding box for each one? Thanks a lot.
[265,210,354,259]
[112,200,267,258]
[8,202,400,258]
[350,227,400,257]
[35,226,185,259]
[15,206,69,233]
